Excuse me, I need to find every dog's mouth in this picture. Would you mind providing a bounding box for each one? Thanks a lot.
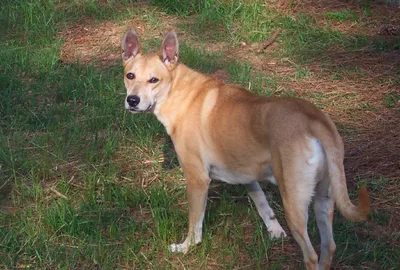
[128,104,153,113]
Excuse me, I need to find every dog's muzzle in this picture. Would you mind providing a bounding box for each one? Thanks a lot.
[125,95,153,112]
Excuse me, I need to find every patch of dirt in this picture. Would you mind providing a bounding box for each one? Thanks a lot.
[284,0,400,36]
[308,49,400,80]
[344,109,400,181]
[60,21,125,65]
[59,7,180,65]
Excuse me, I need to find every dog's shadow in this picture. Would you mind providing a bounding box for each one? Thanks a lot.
[162,135,180,170]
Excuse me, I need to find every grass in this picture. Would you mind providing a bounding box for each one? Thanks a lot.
[1,0,399,269]
[383,92,400,108]
[324,10,359,22]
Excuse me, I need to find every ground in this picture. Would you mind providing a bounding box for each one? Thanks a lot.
[0,0,399,269]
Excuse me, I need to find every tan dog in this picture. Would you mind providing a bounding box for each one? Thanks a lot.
[121,29,370,270]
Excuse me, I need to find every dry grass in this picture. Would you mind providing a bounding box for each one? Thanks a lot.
[284,0,400,36]
[59,5,180,65]
[60,21,125,65]
[344,109,400,180]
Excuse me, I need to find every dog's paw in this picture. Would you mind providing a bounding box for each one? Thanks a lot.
[268,220,287,239]
[170,243,189,253]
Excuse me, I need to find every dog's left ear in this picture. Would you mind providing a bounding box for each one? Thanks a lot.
[159,30,179,68]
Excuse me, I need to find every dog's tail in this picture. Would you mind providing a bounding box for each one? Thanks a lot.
[313,120,370,222]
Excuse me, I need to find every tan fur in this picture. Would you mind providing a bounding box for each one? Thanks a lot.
[121,29,371,269]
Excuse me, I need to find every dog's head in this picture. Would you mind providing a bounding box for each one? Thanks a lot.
[121,29,179,113]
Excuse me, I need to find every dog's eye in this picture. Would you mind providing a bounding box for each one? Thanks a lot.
[148,77,159,83]
[126,73,135,80]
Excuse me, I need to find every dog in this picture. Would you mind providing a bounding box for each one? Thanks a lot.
[121,29,370,270]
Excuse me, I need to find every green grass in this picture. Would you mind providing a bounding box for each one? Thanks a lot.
[324,10,359,22]
[383,92,400,108]
[1,0,399,269]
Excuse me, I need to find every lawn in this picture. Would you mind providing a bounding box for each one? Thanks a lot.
[1,0,399,269]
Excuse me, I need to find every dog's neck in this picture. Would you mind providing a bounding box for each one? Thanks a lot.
[153,63,214,136]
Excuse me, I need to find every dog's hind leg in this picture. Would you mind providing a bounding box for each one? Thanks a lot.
[282,182,318,270]
[276,144,321,269]
[314,176,336,270]
[245,182,287,238]
[170,161,210,254]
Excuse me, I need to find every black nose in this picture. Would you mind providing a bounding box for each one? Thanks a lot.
[127,95,140,107]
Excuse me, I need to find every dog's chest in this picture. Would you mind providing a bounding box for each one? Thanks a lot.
[208,164,276,185]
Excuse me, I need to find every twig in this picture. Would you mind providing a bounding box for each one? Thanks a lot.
[121,176,134,182]
[50,187,68,200]
[260,27,282,51]
[67,175,75,184]
[177,257,187,270]
[0,177,11,190]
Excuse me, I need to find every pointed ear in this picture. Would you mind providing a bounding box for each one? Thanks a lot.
[121,29,141,63]
[159,30,179,67]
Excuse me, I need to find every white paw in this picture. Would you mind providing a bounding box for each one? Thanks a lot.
[267,220,287,239]
[170,242,189,254]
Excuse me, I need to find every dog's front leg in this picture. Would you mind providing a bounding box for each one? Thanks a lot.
[170,163,210,254]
